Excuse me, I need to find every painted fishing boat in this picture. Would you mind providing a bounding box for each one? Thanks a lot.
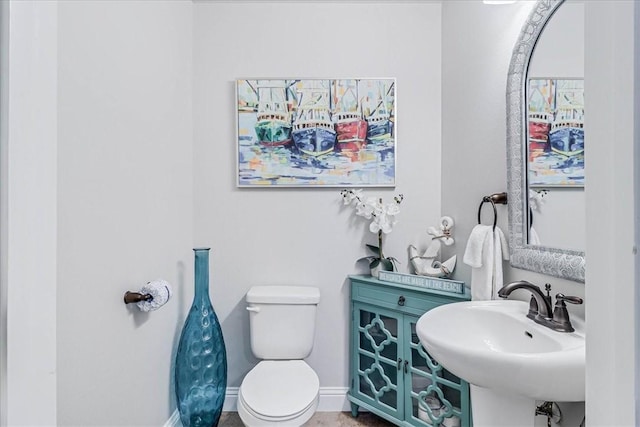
[254,82,292,147]
[334,111,368,151]
[366,88,392,144]
[366,111,392,143]
[549,108,584,156]
[528,112,551,142]
[292,83,336,156]
[333,83,367,152]
[549,121,584,156]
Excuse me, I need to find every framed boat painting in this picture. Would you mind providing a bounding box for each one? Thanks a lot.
[236,78,396,187]
[527,78,584,187]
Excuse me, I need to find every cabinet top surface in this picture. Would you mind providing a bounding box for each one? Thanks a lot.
[349,275,471,301]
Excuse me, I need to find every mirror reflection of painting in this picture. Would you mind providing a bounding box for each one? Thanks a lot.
[528,78,584,187]
[236,78,396,187]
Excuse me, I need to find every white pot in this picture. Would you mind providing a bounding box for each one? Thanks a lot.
[370,263,382,278]
[417,395,461,427]
[370,261,394,278]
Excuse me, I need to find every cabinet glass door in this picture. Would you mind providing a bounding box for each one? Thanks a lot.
[353,303,403,419]
[404,317,467,426]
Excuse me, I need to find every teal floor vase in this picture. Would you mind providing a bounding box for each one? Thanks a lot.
[175,248,227,427]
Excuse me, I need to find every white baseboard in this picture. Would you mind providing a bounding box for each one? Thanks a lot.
[222,386,240,411]
[165,386,350,426]
[315,387,351,412]
[164,410,181,427]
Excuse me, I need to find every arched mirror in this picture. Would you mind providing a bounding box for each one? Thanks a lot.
[506,0,586,282]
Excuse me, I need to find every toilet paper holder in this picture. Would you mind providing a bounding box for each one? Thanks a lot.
[123,280,173,312]
[123,291,153,304]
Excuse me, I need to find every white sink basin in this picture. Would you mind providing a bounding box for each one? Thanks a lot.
[416,300,585,402]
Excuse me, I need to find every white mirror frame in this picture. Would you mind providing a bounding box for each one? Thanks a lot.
[506,0,585,283]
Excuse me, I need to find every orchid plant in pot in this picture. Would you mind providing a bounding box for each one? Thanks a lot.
[341,189,404,277]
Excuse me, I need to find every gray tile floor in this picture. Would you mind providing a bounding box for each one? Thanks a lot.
[218,411,396,426]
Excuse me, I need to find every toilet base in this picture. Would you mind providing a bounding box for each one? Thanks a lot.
[237,391,318,427]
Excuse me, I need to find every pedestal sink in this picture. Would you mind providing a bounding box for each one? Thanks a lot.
[416,300,584,427]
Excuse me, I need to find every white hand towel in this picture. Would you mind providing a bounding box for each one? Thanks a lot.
[492,227,509,299]
[529,226,541,245]
[463,225,509,301]
[496,226,509,261]
[462,225,492,268]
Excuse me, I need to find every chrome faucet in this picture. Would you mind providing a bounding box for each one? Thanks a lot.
[498,280,583,332]
[498,280,553,320]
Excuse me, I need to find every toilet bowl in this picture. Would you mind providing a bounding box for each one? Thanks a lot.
[237,360,319,426]
[238,286,321,427]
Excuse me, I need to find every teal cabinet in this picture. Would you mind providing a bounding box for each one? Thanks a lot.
[348,275,472,427]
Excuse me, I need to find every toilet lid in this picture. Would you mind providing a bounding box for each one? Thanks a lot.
[240,360,319,419]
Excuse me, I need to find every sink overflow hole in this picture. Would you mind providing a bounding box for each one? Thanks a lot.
[525,331,533,338]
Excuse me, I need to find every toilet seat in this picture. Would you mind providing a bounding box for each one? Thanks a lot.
[238,360,319,425]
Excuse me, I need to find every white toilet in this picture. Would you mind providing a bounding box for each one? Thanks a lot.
[238,285,321,427]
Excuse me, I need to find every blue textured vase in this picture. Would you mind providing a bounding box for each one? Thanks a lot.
[175,248,227,427]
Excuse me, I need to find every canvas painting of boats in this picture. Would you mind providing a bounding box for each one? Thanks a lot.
[236,78,396,187]
[527,78,584,187]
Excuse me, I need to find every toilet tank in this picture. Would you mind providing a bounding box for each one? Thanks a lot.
[246,285,320,360]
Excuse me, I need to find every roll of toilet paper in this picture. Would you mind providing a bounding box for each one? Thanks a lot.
[136,279,172,312]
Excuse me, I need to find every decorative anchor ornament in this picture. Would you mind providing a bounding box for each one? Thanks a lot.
[409,216,457,278]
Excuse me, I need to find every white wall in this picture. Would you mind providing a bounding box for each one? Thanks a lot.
[585,1,638,425]
[441,0,529,270]
[530,2,585,78]
[192,2,442,391]
[0,1,59,426]
[0,5,7,423]
[56,1,193,425]
[636,3,640,422]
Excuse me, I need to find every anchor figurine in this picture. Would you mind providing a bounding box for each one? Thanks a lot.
[409,216,457,278]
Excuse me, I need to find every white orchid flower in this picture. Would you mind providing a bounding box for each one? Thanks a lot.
[528,189,547,211]
[370,213,395,234]
[355,202,372,218]
[341,189,362,205]
[386,203,401,217]
[340,189,403,234]
[356,197,377,218]
[372,202,384,217]
[380,218,394,234]
[369,215,386,233]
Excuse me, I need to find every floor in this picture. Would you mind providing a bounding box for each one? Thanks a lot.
[218,411,396,426]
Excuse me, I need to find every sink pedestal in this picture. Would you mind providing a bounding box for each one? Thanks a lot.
[471,385,534,427]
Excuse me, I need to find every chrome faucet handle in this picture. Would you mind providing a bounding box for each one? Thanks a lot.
[552,293,583,332]
[556,294,583,305]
